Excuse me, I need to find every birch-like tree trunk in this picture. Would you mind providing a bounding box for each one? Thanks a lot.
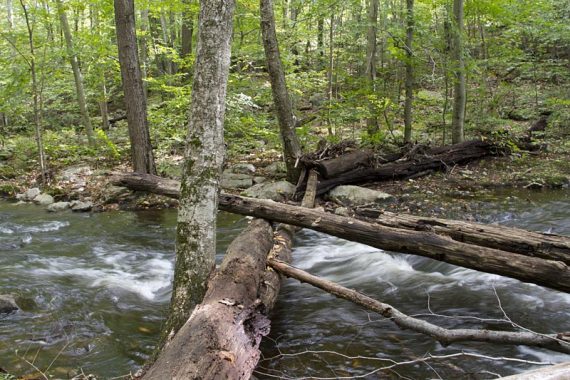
[114,0,156,174]
[365,0,379,134]
[260,0,302,183]
[403,0,414,143]
[451,0,465,144]
[55,0,95,146]
[158,0,235,350]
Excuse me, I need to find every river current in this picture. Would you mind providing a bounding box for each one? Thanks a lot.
[1,189,569,378]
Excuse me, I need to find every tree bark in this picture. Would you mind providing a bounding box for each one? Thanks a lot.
[451,0,465,144]
[365,0,379,134]
[156,0,235,353]
[143,220,275,380]
[6,0,13,28]
[112,173,570,294]
[139,9,150,99]
[114,0,156,174]
[180,0,194,62]
[56,0,95,146]
[268,259,570,354]
[260,0,303,183]
[403,0,414,143]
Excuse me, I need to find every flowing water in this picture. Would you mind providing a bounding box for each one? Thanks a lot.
[0,189,569,379]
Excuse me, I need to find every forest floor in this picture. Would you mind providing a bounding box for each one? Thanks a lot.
[1,135,569,220]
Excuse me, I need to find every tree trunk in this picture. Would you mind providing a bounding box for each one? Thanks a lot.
[260,0,303,183]
[143,220,275,380]
[20,0,47,184]
[326,12,334,136]
[6,0,13,28]
[365,0,379,134]
[56,0,95,146]
[112,174,570,294]
[114,0,156,174]
[451,0,465,144]
[403,0,414,143]
[139,9,150,99]
[156,0,235,352]
[180,0,194,62]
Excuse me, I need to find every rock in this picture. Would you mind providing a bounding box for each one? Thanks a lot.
[100,185,131,204]
[17,187,41,201]
[334,207,351,217]
[33,193,54,206]
[242,181,296,202]
[70,200,93,212]
[328,185,394,206]
[221,172,253,190]
[61,165,92,181]
[253,176,268,184]
[46,202,71,212]
[0,294,19,314]
[264,162,287,177]
[229,163,256,175]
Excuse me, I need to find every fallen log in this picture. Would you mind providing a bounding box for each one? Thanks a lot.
[499,362,570,379]
[143,219,275,379]
[309,140,500,196]
[353,210,570,265]
[268,259,570,354]
[111,173,570,293]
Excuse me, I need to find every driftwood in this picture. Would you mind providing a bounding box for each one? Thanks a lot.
[353,209,570,265]
[142,219,275,379]
[499,362,570,379]
[268,259,570,354]
[112,173,570,293]
[299,140,500,197]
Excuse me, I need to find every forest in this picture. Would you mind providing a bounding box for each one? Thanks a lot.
[1,0,570,379]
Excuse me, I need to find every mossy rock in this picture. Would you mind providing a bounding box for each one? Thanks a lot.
[543,175,569,188]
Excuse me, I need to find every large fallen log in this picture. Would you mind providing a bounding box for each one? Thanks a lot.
[143,219,275,379]
[268,259,570,354]
[305,140,500,196]
[499,362,570,379]
[353,210,570,265]
[112,173,570,293]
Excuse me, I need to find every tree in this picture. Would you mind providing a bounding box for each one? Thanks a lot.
[451,0,466,144]
[55,0,95,146]
[114,0,156,174]
[157,0,235,349]
[403,0,414,143]
[365,0,379,135]
[260,0,303,183]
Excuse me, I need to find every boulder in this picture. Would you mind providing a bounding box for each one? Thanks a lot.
[33,193,54,206]
[328,185,393,206]
[17,187,41,201]
[242,181,295,202]
[61,165,92,181]
[221,172,254,190]
[70,200,93,212]
[229,163,256,175]
[253,176,268,184]
[100,185,131,204]
[46,202,71,212]
[264,162,287,177]
[0,295,19,314]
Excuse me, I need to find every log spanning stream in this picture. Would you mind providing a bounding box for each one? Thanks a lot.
[0,190,569,378]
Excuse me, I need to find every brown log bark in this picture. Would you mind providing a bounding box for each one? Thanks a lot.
[353,210,570,265]
[111,173,570,293]
[310,150,374,179]
[268,259,570,354]
[143,219,275,380]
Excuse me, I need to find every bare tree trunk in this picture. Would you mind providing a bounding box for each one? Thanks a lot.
[326,12,334,136]
[20,0,47,184]
[159,11,174,75]
[139,9,150,99]
[180,0,194,62]
[403,0,414,143]
[451,0,465,144]
[260,0,303,183]
[92,8,110,131]
[157,0,235,352]
[114,0,156,174]
[55,0,95,146]
[6,0,13,28]
[365,0,379,134]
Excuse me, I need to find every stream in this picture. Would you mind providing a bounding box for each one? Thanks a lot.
[1,189,569,379]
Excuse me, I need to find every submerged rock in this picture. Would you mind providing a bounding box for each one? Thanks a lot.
[0,294,19,314]
[242,181,295,202]
[328,185,393,206]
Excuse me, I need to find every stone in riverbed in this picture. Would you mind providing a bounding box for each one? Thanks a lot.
[242,181,295,202]
[0,295,19,314]
[47,201,71,212]
[328,185,393,207]
[16,187,41,202]
[70,200,93,212]
[33,193,54,206]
